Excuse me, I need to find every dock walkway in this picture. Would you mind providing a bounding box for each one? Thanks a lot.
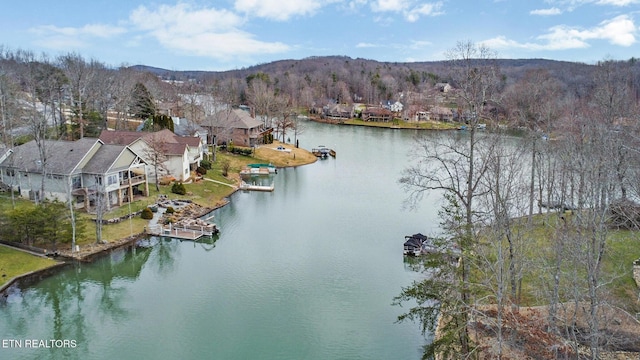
[239,181,275,192]
[146,200,218,240]
[146,223,217,240]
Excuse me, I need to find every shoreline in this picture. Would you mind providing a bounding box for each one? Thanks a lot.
[0,143,315,297]
[308,116,460,130]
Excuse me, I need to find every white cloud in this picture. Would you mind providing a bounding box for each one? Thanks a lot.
[29,24,127,50]
[370,0,443,21]
[481,36,535,50]
[539,15,637,47]
[595,0,639,5]
[234,0,328,21]
[30,24,127,38]
[545,0,639,8]
[129,3,289,61]
[356,42,379,48]
[483,14,637,52]
[372,0,410,12]
[408,40,432,49]
[530,7,562,15]
[345,0,369,11]
[406,3,444,22]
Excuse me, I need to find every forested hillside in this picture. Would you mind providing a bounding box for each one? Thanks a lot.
[2,45,639,146]
[2,44,640,359]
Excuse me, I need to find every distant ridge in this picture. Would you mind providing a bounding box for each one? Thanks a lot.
[129,56,591,80]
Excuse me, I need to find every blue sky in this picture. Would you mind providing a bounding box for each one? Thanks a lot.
[1,0,638,71]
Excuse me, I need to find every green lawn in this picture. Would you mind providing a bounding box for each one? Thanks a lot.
[0,148,315,280]
[0,245,58,288]
[473,213,640,311]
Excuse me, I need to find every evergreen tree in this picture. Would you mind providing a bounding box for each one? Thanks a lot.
[141,114,174,132]
[130,82,155,120]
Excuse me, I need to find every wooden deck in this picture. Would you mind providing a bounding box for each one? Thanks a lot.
[146,224,218,240]
[239,181,275,192]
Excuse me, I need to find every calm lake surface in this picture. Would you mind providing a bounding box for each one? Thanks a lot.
[0,122,445,360]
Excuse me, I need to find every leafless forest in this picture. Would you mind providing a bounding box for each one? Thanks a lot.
[2,43,640,359]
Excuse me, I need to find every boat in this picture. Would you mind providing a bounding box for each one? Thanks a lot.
[276,145,292,153]
[403,233,431,256]
[312,146,334,158]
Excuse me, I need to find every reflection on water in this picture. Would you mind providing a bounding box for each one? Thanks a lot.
[0,122,443,360]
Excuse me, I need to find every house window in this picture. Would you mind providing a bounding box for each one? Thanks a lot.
[72,176,81,189]
[107,174,118,186]
[95,176,103,185]
[5,169,15,177]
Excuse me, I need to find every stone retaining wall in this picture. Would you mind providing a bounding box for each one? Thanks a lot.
[93,210,144,225]
[1,262,68,298]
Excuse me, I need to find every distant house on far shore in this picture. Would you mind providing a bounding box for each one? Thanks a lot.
[323,104,354,120]
[362,106,393,122]
[390,101,403,113]
[429,106,454,122]
[435,82,453,93]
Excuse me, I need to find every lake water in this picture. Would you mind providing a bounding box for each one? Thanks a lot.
[0,122,445,360]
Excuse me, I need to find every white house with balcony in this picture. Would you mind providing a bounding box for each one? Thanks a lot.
[0,138,149,211]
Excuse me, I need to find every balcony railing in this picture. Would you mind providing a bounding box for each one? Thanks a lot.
[120,175,146,186]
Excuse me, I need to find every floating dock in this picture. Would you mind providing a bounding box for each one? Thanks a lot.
[146,223,218,240]
[312,146,336,158]
[239,181,275,192]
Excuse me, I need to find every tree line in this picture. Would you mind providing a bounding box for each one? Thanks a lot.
[2,42,640,357]
[2,45,639,150]
[396,41,640,359]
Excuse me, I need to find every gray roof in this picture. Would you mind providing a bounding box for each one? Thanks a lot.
[1,138,99,175]
[208,109,263,129]
[173,117,207,137]
[82,144,128,174]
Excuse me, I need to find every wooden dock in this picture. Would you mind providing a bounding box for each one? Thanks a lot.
[239,181,275,192]
[146,223,218,240]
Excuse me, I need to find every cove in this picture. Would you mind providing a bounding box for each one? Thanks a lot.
[0,122,444,360]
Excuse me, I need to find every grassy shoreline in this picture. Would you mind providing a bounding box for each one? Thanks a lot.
[0,244,60,290]
[0,141,317,288]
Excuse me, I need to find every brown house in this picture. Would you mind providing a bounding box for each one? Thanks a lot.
[324,104,354,120]
[362,107,393,122]
[205,108,270,147]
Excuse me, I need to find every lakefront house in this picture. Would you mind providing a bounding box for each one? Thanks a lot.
[0,138,149,211]
[99,129,205,182]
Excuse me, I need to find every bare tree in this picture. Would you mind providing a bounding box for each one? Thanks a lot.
[503,69,565,221]
[272,94,295,143]
[246,77,277,128]
[205,104,235,163]
[59,53,96,139]
[15,51,52,203]
[590,59,637,199]
[142,133,170,191]
[86,61,116,132]
[110,66,137,130]
[0,66,19,148]
[397,41,504,358]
